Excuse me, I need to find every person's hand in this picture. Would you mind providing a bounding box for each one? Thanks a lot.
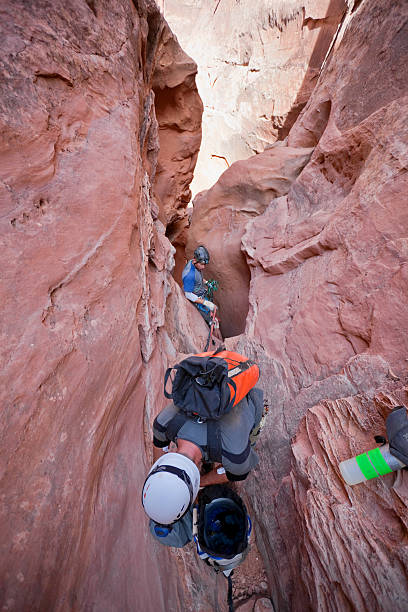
[200,465,228,487]
[203,300,215,311]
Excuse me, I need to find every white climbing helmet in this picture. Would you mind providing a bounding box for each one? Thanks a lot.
[142,452,200,525]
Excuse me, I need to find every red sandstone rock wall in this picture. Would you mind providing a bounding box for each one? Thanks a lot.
[152,22,203,231]
[2,0,408,610]
[0,1,206,610]
[207,0,408,609]
[161,0,346,195]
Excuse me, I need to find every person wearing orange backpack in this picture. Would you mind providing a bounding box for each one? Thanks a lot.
[142,350,266,527]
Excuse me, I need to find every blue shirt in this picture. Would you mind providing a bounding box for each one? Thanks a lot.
[182,260,206,302]
[149,510,193,548]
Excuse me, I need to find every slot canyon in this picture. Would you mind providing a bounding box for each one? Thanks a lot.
[1,0,407,610]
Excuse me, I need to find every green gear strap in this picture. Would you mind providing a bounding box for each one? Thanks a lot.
[355,448,393,480]
[367,447,393,475]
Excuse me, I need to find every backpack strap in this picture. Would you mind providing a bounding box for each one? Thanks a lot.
[207,420,222,463]
[165,412,189,441]
[226,377,237,411]
[164,367,176,399]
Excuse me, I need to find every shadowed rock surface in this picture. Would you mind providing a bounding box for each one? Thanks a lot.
[152,22,203,229]
[0,1,206,610]
[186,144,314,337]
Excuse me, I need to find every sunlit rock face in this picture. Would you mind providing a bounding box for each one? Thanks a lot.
[220,0,408,609]
[0,1,205,610]
[152,23,203,230]
[161,0,346,195]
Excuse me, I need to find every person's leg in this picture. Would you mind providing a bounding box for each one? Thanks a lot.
[194,302,212,325]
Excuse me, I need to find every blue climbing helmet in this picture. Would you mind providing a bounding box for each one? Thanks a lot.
[193,486,252,612]
[203,498,247,556]
[194,245,210,264]
[195,485,250,560]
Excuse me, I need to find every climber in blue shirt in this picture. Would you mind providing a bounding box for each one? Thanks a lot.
[182,245,215,325]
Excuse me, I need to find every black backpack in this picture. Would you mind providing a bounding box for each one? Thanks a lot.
[163,348,259,461]
[164,353,234,421]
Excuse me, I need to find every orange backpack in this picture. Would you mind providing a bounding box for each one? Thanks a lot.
[194,350,260,409]
[163,348,260,461]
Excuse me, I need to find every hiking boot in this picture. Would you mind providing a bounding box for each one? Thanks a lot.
[249,401,269,446]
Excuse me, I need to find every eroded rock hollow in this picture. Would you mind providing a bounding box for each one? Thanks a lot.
[1,0,408,611]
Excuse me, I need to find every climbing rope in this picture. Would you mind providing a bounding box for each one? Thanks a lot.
[204,307,218,351]
[227,572,234,612]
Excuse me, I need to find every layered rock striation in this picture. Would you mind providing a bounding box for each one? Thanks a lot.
[0,1,207,610]
[192,0,408,609]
